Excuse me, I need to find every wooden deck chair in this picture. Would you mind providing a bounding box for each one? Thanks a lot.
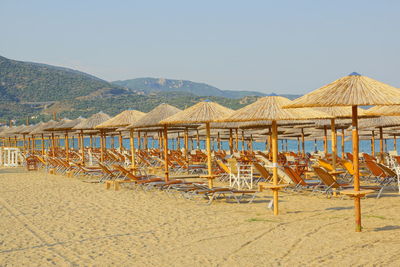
[282,166,321,192]
[314,166,385,198]
[318,158,335,172]
[252,162,272,183]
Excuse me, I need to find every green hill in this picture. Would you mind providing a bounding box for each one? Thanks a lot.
[0,55,301,123]
[113,77,268,99]
[0,55,127,102]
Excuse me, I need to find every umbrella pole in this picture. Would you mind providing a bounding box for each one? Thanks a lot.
[241,130,245,152]
[285,139,288,152]
[371,130,375,157]
[272,120,279,215]
[41,134,45,156]
[217,132,221,152]
[118,131,123,152]
[341,129,345,159]
[65,132,69,163]
[138,131,141,150]
[394,135,397,152]
[100,132,104,163]
[90,135,93,148]
[184,128,189,165]
[130,129,136,174]
[323,126,328,156]
[229,129,233,155]
[196,129,200,150]
[297,137,300,154]
[301,128,305,157]
[250,134,253,153]
[331,119,337,170]
[314,139,317,153]
[163,126,169,182]
[205,122,213,188]
[177,132,181,151]
[110,135,114,149]
[352,106,362,232]
[235,129,239,152]
[23,134,26,154]
[51,133,55,157]
[379,127,384,163]
[80,130,85,165]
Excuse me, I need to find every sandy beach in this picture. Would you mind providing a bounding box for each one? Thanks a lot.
[0,168,399,266]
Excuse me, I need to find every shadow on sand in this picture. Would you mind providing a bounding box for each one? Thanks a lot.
[374,225,400,232]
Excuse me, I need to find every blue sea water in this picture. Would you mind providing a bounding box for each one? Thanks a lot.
[33,135,397,157]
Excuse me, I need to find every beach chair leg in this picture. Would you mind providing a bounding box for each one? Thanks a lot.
[114,181,120,191]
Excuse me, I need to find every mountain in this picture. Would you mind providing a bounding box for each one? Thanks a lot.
[112,77,268,99]
[0,55,301,123]
[0,55,127,102]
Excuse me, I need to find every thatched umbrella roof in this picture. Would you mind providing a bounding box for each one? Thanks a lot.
[44,118,71,131]
[359,116,400,129]
[160,100,234,125]
[96,110,145,129]
[365,105,400,116]
[129,104,182,128]
[285,72,400,108]
[50,117,86,132]
[73,112,111,130]
[30,120,58,135]
[7,125,26,135]
[218,96,332,123]
[19,123,43,135]
[312,107,370,118]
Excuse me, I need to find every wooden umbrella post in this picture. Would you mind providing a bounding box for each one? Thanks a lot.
[196,129,200,150]
[297,137,300,154]
[184,127,189,164]
[51,133,56,157]
[352,106,362,232]
[100,132,104,163]
[23,134,26,154]
[272,120,279,215]
[301,128,305,157]
[331,119,337,170]
[138,131,141,150]
[341,128,345,159]
[205,122,213,188]
[41,134,45,156]
[65,132,69,162]
[394,135,397,152]
[379,127,384,163]
[241,130,245,152]
[163,125,169,182]
[371,130,375,157]
[119,131,123,152]
[90,135,93,148]
[129,129,136,174]
[217,132,221,152]
[235,129,239,152]
[229,128,233,155]
[80,130,85,165]
[323,125,328,155]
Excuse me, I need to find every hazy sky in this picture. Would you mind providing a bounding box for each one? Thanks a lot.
[1,0,399,94]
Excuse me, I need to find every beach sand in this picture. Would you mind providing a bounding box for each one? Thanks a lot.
[0,168,399,266]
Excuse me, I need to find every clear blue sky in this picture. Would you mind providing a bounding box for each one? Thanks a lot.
[1,0,399,94]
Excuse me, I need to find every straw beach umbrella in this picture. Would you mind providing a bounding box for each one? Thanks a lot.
[50,117,86,163]
[285,72,400,232]
[218,95,332,215]
[96,110,145,152]
[313,107,370,168]
[73,112,111,162]
[128,104,182,178]
[160,100,234,187]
